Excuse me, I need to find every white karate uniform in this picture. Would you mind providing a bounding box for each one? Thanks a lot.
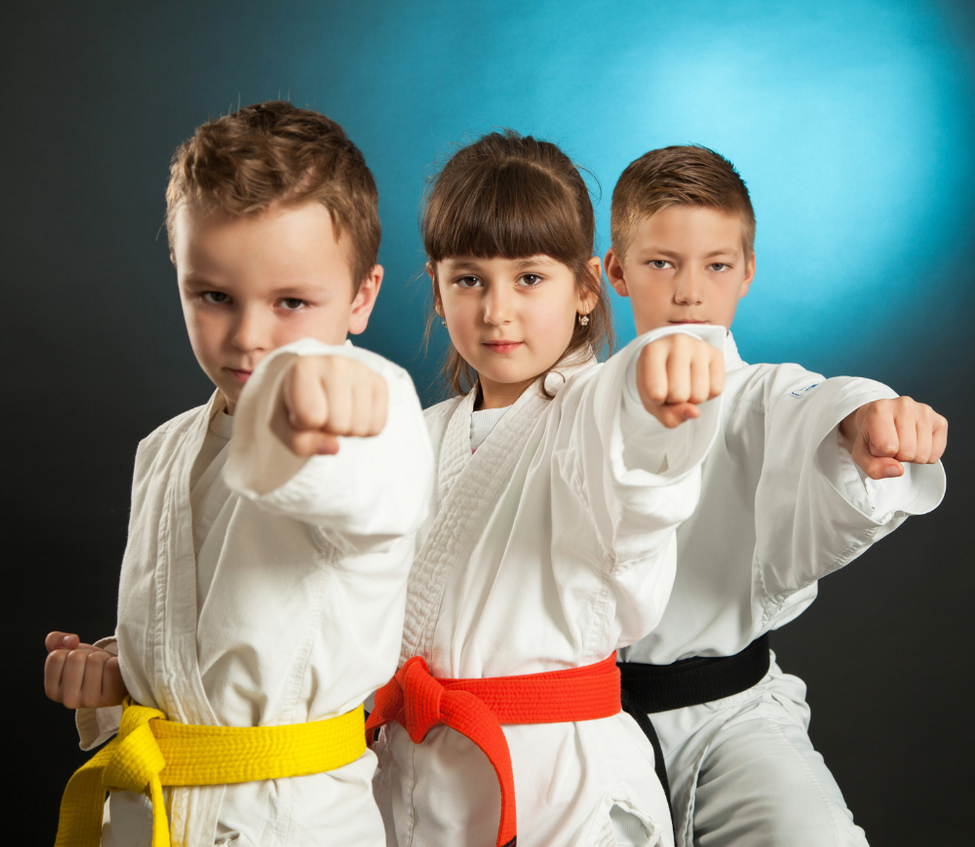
[621,332,946,847]
[374,326,725,847]
[76,340,432,847]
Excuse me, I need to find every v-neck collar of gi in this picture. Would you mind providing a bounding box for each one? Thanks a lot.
[403,354,597,662]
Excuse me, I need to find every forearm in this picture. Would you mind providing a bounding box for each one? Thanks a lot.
[225,339,433,542]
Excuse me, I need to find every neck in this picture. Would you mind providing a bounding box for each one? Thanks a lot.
[475,375,537,410]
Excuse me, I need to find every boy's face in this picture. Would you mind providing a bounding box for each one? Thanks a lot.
[605,205,755,334]
[172,200,381,413]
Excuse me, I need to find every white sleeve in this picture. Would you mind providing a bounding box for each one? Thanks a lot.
[223,339,433,554]
[553,325,725,571]
[74,636,122,751]
[755,371,946,603]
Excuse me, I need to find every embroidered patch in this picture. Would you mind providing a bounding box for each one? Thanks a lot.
[790,383,819,398]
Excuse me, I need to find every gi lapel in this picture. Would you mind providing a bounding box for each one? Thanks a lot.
[156,392,224,728]
[402,382,549,663]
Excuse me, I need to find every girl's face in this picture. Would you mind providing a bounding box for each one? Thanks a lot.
[432,254,599,409]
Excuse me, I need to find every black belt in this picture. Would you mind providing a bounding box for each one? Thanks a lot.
[618,634,771,831]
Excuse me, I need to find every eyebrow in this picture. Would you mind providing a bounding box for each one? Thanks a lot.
[443,255,557,272]
[179,273,217,288]
[638,247,738,259]
[442,260,484,273]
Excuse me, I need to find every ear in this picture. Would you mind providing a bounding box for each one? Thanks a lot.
[577,256,601,316]
[347,264,383,335]
[740,252,756,298]
[169,249,177,267]
[603,249,629,297]
[427,261,444,318]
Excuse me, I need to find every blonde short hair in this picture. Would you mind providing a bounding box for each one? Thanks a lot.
[611,145,755,262]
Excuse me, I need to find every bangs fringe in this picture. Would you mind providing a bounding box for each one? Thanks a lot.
[424,159,588,264]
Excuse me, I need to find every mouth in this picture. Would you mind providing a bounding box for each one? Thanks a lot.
[482,341,523,353]
[669,320,708,325]
[227,368,253,383]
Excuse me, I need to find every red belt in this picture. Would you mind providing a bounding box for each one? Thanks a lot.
[365,653,621,847]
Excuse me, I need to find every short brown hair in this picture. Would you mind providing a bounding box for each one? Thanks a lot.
[423,130,614,396]
[166,101,380,289]
[611,145,755,262]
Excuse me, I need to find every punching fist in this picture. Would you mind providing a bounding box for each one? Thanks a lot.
[840,396,947,480]
[272,355,389,456]
[44,632,127,709]
[636,333,724,428]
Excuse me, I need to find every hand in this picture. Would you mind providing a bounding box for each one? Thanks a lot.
[840,396,947,480]
[272,356,389,456]
[44,632,127,709]
[636,334,724,428]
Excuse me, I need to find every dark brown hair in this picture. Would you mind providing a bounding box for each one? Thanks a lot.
[611,145,756,262]
[423,130,614,396]
[166,101,380,289]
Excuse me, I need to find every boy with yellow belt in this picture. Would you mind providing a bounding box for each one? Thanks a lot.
[44,101,432,846]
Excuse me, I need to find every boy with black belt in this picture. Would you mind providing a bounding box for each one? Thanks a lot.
[604,145,947,847]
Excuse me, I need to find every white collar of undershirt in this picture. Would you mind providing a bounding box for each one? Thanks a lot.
[470,405,512,451]
[210,408,234,440]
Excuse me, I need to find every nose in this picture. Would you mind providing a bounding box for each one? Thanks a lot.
[232,305,270,352]
[482,285,513,326]
[673,267,705,306]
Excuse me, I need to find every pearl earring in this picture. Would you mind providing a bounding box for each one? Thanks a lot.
[579,313,590,326]
[441,318,447,327]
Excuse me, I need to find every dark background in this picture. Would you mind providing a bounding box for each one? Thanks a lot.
[4,1,972,843]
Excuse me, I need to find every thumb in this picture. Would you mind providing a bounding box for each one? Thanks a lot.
[852,436,904,480]
[45,631,79,652]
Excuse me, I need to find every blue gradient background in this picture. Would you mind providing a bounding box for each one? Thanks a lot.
[4,1,973,842]
[253,0,975,398]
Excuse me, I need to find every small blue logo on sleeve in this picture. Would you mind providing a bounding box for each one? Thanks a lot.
[790,383,820,398]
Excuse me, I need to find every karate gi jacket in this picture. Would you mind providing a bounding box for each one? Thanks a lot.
[78,340,432,847]
[620,332,946,844]
[374,326,725,847]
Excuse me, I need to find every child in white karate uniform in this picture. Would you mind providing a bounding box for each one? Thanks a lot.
[364,131,725,847]
[603,145,947,847]
[43,102,432,847]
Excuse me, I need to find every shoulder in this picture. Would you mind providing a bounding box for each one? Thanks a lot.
[135,400,211,458]
[140,401,210,443]
[424,394,465,433]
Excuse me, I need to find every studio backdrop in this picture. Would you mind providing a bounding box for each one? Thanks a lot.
[3,1,972,843]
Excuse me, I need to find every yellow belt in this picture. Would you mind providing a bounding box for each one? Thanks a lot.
[55,697,367,847]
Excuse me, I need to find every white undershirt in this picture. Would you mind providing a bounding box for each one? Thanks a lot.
[470,405,511,451]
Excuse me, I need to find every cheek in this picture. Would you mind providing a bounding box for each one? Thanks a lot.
[290,306,354,347]
[445,299,477,337]
[537,298,578,347]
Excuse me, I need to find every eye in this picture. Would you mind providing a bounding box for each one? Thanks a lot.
[454,275,482,288]
[649,260,672,270]
[201,291,230,305]
[517,273,543,287]
[279,297,308,311]
[708,263,730,272]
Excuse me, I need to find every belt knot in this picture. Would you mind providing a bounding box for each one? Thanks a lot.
[101,701,168,795]
[396,656,446,743]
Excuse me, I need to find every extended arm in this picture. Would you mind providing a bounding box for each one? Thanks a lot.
[754,372,947,605]
[224,339,433,548]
